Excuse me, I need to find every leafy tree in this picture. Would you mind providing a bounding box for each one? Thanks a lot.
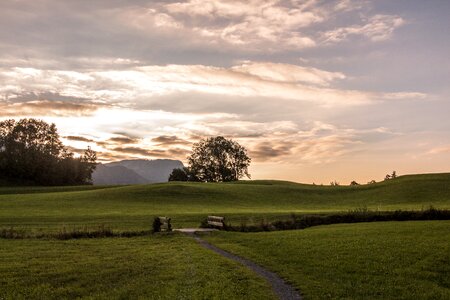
[0,118,97,185]
[168,167,189,182]
[350,181,359,186]
[81,146,97,183]
[367,180,377,184]
[187,136,251,182]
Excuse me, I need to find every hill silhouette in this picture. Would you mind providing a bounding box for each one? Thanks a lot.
[92,159,184,185]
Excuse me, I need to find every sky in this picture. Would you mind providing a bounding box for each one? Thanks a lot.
[1,0,449,184]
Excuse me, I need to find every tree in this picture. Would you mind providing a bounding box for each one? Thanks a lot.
[168,167,189,182]
[350,181,359,186]
[187,136,251,182]
[0,118,97,185]
[384,171,397,181]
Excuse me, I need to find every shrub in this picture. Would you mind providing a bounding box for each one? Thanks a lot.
[152,217,162,233]
[223,207,450,232]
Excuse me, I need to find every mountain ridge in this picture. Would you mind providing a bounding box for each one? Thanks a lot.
[92,159,184,185]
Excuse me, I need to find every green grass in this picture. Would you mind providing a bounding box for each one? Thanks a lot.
[204,221,450,300]
[1,173,449,232]
[0,233,275,300]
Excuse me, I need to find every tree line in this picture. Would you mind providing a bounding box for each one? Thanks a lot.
[0,119,97,185]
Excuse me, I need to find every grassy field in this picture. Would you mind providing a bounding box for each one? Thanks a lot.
[1,174,449,299]
[1,173,449,233]
[0,233,275,300]
[205,221,450,300]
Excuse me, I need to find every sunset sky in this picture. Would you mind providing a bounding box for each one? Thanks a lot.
[1,0,449,184]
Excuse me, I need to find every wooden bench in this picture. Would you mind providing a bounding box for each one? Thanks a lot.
[207,216,225,228]
[157,217,172,232]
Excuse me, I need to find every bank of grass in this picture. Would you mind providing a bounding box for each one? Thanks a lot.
[212,207,450,232]
[205,221,450,300]
[0,173,449,233]
[0,234,275,300]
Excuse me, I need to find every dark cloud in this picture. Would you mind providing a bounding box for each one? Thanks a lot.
[8,92,90,103]
[111,145,189,159]
[108,137,139,144]
[65,136,95,143]
[152,135,191,146]
[96,151,131,162]
[250,142,293,161]
[167,147,190,157]
[112,146,167,158]
[0,100,101,117]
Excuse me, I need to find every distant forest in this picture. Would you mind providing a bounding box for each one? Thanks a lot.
[0,119,97,186]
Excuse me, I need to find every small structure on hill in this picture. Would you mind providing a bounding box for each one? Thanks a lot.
[153,217,172,232]
[207,216,225,229]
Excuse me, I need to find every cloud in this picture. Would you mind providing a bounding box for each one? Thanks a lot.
[427,146,450,155]
[382,92,427,100]
[251,142,293,161]
[161,0,321,50]
[152,135,191,146]
[0,61,427,124]
[0,100,100,117]
[231,61,345,86]
[66,146,86,155]
[112,147,167,157]
[65,136,95,143]
[108,136,139,144]
[245,121,360,164]
[322,14,405,43]
[111,146,189,159]
[0,0,409,72]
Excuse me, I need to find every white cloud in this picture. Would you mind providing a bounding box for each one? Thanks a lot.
[427,146,450,155]
[0,62,426,111]
[383,92,427,100]
[322,14,405,43]
[119,0,323,50]
[231,61,345,86]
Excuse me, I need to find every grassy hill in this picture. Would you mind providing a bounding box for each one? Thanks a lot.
[0,234,275,299]
[1,173,449,232]
[205,221,450,299]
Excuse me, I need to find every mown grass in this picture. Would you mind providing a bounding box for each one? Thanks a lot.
[0,233,276,300]
[205,221,450,300]
[1,173,449,233]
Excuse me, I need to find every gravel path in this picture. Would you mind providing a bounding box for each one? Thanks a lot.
[193,235,302,300]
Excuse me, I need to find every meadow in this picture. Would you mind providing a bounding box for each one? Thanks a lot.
[1,173,449,233]
[0,233,275,300]
[1,173,449,299]
[205,221,450,299]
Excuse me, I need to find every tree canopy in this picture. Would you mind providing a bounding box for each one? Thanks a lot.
[0,118,97,185]
[168,167,189,182]
[181,136,251,182]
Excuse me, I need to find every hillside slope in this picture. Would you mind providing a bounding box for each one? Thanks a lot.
[1,173,449,231]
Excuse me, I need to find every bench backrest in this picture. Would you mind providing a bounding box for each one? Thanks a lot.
[158,217,171,231]
[207,215,225,228]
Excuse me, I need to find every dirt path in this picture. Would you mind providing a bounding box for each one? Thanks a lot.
[193,235,302,300]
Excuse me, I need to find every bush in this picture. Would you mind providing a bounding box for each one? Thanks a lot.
[223,207,450,232]
[152,217,162,233]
